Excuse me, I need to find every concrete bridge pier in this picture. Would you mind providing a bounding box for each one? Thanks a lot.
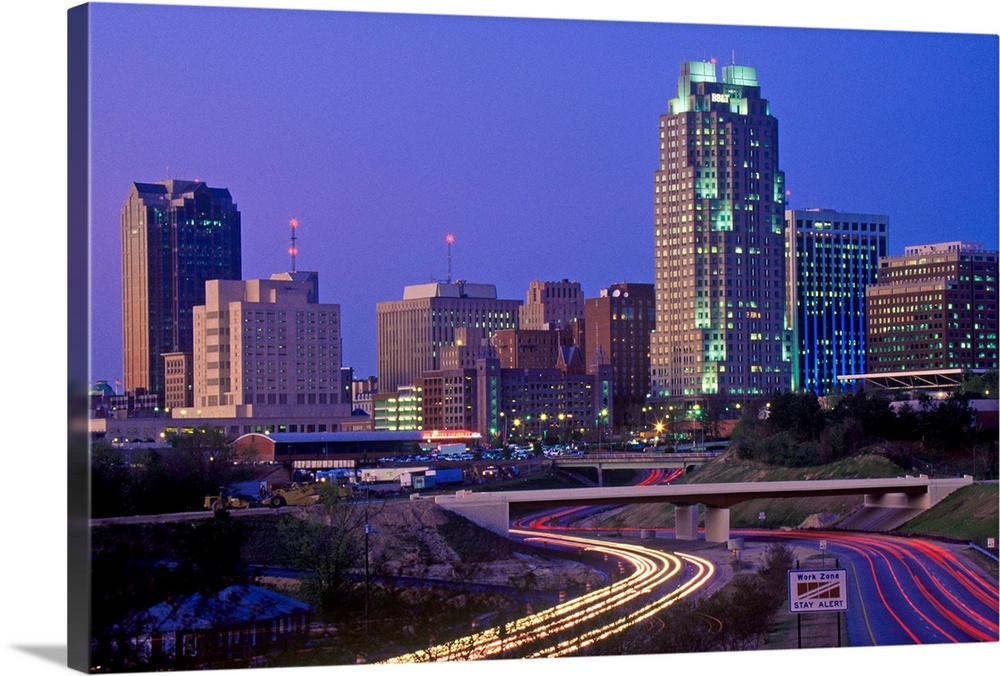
[434,493,511,536]
[674,504,699,540]
[704,506,731,543]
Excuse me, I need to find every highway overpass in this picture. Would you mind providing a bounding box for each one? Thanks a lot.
[552,452,718,484]
[427,475,974,543]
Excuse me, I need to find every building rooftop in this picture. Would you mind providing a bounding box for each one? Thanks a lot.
[401,281,499,300]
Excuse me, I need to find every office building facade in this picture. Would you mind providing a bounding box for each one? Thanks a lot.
[519,279,585,330]
[372,385,423,432]
[866,242,998,373]
[651,61,792,401]
[492,327,572,370]
[376,281,521,392]
[585,282,655,429]
[417,369,478,432]
[475,356,613,444]
[785,209,888,394]
[121,179,242,398]
[191,274,344,417]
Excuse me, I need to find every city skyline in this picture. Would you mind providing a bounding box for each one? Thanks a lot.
[85,4,998,388]
[3,3,996,676]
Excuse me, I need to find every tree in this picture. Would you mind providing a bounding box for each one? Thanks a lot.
[918,392,975,451]
[766,392,826,441]
[275,498,381,620]
[162,429,238,511]
[894,402,921,441]
[830,390,897,437]
[960,369,998,398]
[173,512,247,594]
[90,442,137,517]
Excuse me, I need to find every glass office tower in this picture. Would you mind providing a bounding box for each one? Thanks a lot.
[785,208,888,394]
[121,179,242,398]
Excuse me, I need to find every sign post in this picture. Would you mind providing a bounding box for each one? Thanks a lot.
[788,568,848,648]
[788,568,848,613]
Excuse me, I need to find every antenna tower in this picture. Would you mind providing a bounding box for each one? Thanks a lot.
[288,218,299,272]
[445,233,455,283]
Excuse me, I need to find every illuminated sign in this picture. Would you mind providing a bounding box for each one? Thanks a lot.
[711,93,730,103]
[787,569,848,612]
[421,429,482,441]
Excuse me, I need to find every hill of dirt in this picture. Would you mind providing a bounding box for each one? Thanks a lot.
[243,498,608,593]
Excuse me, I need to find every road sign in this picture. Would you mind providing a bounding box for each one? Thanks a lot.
[988,537,996,549]
[819,539,827,550]
[788,569,848,613]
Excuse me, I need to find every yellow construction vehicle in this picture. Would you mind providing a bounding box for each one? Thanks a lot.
[203,492,252,513]
[266,482,320,508]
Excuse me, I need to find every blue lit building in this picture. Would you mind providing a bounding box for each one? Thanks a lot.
[785,208,888,394]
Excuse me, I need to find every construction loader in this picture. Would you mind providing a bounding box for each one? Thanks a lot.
[265,482,320,508]
[203,492,252,513]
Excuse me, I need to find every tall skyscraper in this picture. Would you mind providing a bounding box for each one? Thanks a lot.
[866,241,998,373]
[376,281,521,392]
[786,208,888,394]
[651,60,791,401]
[584,282,655,430]
[121,179,242,399]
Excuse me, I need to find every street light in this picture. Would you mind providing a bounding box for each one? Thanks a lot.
[363,483,378,628]
[596,407,609,452]
[690,404,704,448]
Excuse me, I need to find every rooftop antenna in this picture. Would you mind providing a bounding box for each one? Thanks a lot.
[445,233,455,283]
[288,218,299,272]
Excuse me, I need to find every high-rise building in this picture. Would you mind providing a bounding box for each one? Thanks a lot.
[785,208,888,394]
[121,179,242,399]
[585,282,655,430]
[492,328,572,370]
[376,281,521,392]
[651,60,791,401]
[866,242,998,373]
[519,279,585,330]
[191,273,344,416]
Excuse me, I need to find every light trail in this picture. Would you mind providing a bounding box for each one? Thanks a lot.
[753,528,999,645]
[380,530,715,662]
[380,466,716,662]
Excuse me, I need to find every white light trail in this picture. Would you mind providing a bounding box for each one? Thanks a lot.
[381,529,716,663]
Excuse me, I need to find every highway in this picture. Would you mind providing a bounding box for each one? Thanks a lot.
[753,529,999,646]
[381,467,716,662]
[496,466,998,652]
[380,529,717,662]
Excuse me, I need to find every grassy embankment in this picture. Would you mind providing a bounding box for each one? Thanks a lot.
[587,453,997,651]
[582,453,998,544]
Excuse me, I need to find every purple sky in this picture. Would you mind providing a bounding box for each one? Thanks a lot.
[85,3,998,384]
